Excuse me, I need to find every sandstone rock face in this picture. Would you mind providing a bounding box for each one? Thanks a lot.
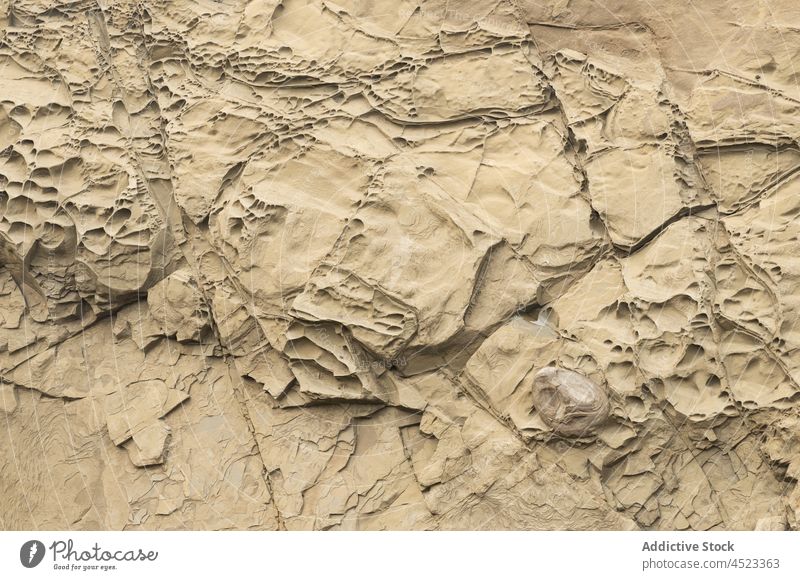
[1,0,799,531]
[531,367,609,437]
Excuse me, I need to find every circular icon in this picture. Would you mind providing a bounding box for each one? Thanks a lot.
[20,540,45,568]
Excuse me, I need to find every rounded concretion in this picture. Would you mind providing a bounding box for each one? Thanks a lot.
[531,366,609,436]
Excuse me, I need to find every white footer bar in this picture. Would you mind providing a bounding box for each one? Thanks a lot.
[2,531,798,578]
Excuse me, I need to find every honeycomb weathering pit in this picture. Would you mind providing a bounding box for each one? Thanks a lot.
[531,367,609,436]
[2,0,800,532]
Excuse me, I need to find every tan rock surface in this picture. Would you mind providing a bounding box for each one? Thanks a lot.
[1,0,799,530]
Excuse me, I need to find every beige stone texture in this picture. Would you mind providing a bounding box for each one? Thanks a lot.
[1,0,799,530]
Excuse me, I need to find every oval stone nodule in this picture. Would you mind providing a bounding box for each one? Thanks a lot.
[531,366,609,436]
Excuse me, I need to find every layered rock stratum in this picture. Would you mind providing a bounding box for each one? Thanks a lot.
[2,0,800,530]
